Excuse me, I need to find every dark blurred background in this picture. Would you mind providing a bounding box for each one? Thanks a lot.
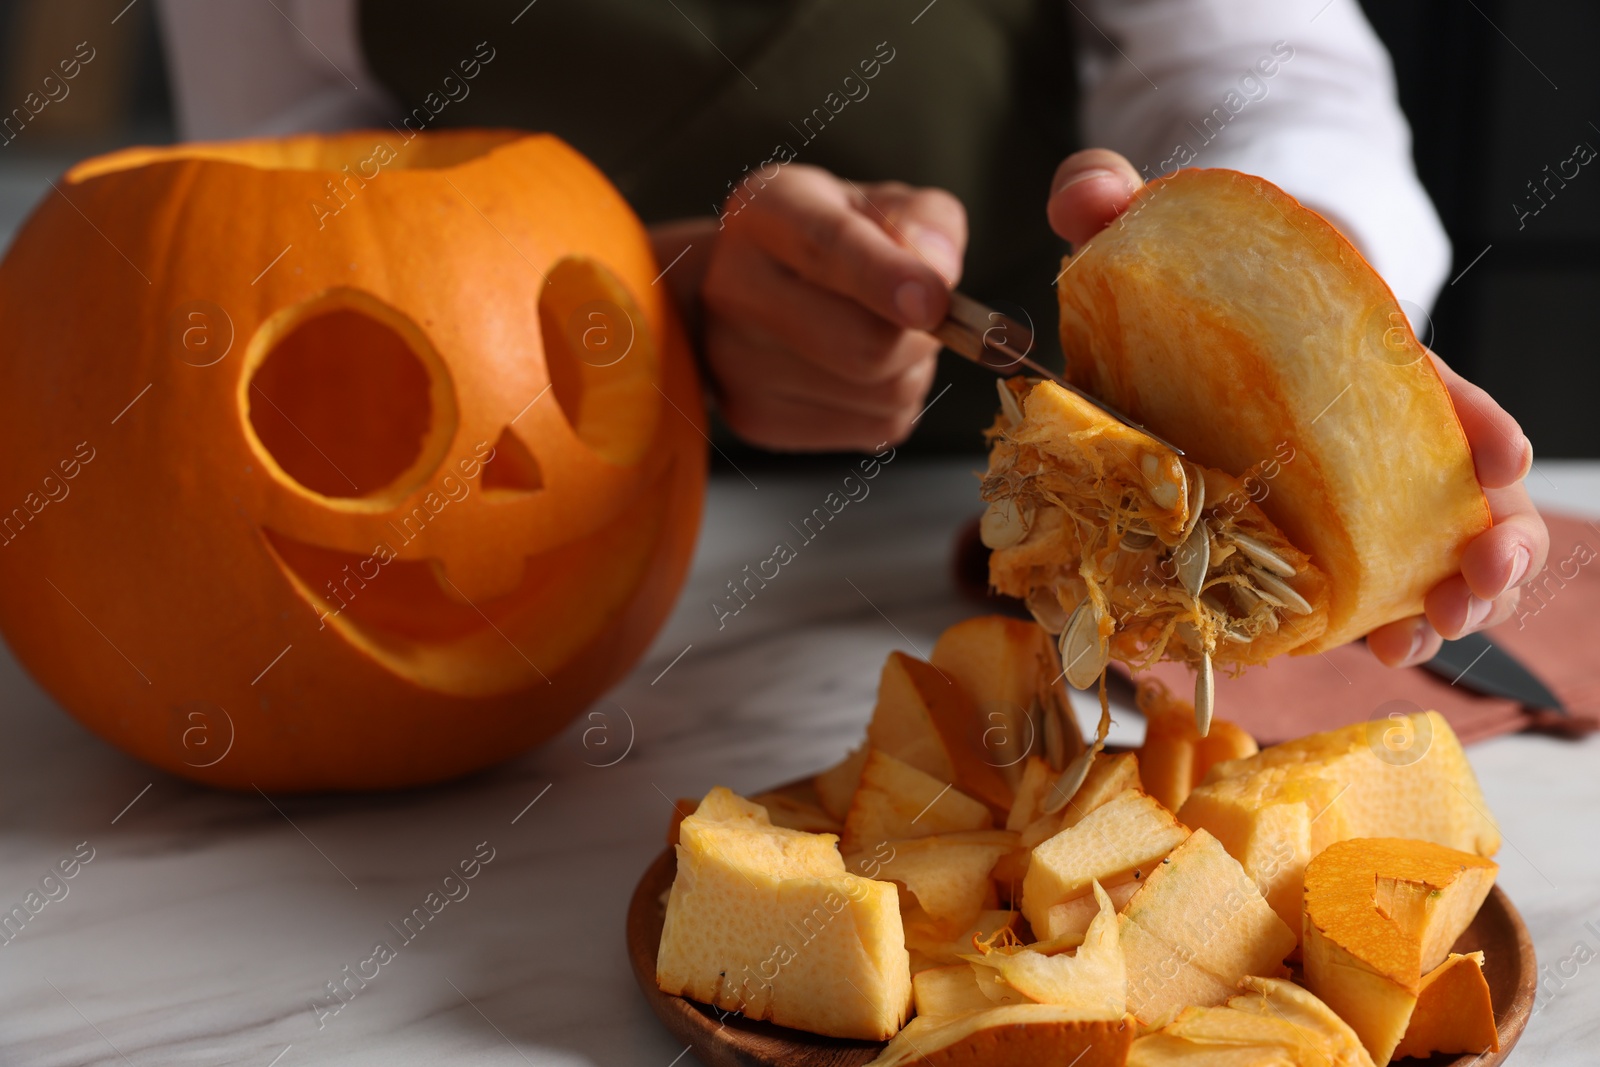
[1365,3,1599,459]
[0,0,1594,455]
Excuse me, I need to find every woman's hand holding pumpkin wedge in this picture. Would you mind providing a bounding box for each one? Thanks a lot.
[1366,358,1548,667]
[1045,148,1551,668]
[651,165,966,452]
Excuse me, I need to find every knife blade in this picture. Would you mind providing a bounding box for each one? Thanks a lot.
[933,290,1185,455]
[1420,631,1566,713]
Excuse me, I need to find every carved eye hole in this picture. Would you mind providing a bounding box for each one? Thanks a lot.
[537,257,660,466]
[244,290,457,504]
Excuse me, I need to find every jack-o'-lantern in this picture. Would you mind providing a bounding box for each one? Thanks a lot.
[0,130,706,791]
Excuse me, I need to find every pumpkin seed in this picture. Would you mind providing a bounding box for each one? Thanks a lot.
[1145,454,1184,512]
[1175,521,1211,599]
[1026,586,1069,635]
[1119,523,1157,551]
[980,499,1033,549]
[1195,652,1214,737]
[1041,688,1069,770]
[1232,582,1263,614]
[1250,568,1313,615]
[1230,531,1297,578]
[996,379,1025,426]
[1245,578,1285,609]
[1179,466,1207,541]
[1058,598,1108,690]
[1040,746,1095,815]
[1231,582,1278,633]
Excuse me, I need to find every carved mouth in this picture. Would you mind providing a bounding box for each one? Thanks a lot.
[259,463,674,698]
[263,528,503,643]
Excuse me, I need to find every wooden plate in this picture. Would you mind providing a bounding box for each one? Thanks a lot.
[627,827,1537,1067]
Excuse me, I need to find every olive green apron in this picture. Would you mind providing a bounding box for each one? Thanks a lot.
[359,0,1079,451]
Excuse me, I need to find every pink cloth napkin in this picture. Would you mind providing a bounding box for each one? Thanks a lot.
[1140,512,1600,745]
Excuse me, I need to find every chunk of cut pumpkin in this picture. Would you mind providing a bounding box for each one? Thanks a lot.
[912,963,1017,1019]
[656,787,911,1040]
[1130,976,1373,1067]
[847,830,1015,939]
[964,881,1126,1017]
[1119,830,1296,1028]
[1180,711,1498,939]
[930,615,1084,788]
[1042,878,1142,943]
[814,743,868,821]
[1134,678,1257,813]
[1302,837,1498,1065]
[1392,951,1499,1060]
[842,749,993,854]
[994,750,1142,895]
[867,1005,1135,1067]
[1021,789,1188,937]
[868,650,1014,811]
[906,909,1019,971]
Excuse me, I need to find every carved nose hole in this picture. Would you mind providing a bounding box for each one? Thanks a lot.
[481,427,543,493]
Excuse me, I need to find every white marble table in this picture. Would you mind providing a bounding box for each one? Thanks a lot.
[0,457,1595,1066]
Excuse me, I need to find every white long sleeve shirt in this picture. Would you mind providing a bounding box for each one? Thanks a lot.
[156,0,1450,311]
[1073,0,1451,314]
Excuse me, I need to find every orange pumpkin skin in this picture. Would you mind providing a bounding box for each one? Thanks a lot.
[0,131,706,791]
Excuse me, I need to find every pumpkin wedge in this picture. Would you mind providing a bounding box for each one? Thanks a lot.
[656,787,911,1040]
[867,1006,1135,1067]
[964,881,1126,1016]
[929,615,1085,785]
[846,831,1016,939]
[913,963,1020,1018]
[1180,711,1498,936]
[1392,951,1499,1059]
[982,167,1489,701]
[1004,756,1055,832]
[1119,830,1296,1028]
[868,651,1015,811]
[1301,838,1498,1064]
[1042,878,1142,943]
[814,744,869,821]
[1021,788,1188,936]
[907,910,1019,971]
[842,749,993,853]
[1131,976,1374,1067]
[1134,678,1258,813]
[993,750,1142,894]
[813,646,1023,820]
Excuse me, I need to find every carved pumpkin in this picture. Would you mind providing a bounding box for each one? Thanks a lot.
[0,130,705,790]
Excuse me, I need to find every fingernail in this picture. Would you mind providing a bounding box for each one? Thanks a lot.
[903,224,961,285]
[1464,595,1493,631]
[1404,620,1427,665]
[1055,167,1126,196]
[895,281,933,329]
[1506,545,1531,591]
